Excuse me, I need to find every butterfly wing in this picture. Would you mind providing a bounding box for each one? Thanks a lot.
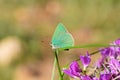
[57,33,74,48]
[52,23,67,42]
[51,23,74,49]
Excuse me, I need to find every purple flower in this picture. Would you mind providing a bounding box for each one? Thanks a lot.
[110,39,120,56]
[80,52,91,71]
[63,61,81,78]
[100,73,111,80]
[100,48,111,57]
[93,77,99,80]
[111,39,120,51]
[63,39,120,80]
[80,75,92,80]
[109,58,120,74]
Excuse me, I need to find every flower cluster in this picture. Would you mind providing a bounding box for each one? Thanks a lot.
[63,39,120,80]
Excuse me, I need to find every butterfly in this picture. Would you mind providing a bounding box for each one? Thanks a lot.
[51,23,74,49]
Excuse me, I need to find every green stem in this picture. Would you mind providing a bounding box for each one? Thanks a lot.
[54,49,63,80]
[60,44,109,50]
[51,57,56,80]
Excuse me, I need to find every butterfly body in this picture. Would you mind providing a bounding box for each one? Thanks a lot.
[51,23,74,49]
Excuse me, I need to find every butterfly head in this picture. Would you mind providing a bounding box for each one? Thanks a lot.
[50,42,59,50]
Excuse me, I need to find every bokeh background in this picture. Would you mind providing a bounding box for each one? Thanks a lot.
[0,0,120,80]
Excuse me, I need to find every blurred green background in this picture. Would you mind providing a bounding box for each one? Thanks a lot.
[0,0,120,80]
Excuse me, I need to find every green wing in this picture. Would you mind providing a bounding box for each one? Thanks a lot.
[51,23,74,49]
[52,23,67,41]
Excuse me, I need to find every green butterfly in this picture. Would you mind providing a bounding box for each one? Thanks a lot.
[51,23,74,49]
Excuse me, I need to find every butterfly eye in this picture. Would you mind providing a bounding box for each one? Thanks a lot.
[50,43,53,47]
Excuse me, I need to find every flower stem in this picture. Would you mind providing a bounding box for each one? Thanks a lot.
[54,49,63,80]
[51,57,56,80]
[60,44,109,50]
